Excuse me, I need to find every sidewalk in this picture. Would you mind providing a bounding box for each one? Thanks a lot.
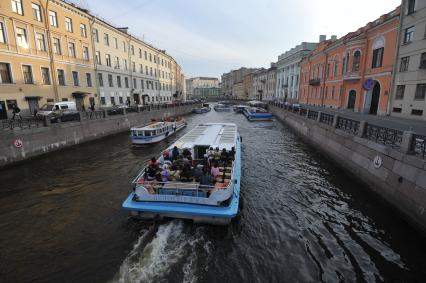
[302,104,426,136]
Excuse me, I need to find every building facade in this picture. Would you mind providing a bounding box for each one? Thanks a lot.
[0,0,185,119]
[186,77,219,97]
[0,0,96,116]
[242,73,254,100]
[252,63,276,100]
[275,42,317,103]
[221,67,258,97]
[390,0,426,120]
[299,8,400,115]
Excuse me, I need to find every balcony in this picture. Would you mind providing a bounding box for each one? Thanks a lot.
[309,78,321,86]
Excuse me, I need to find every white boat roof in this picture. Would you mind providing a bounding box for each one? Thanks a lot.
[131,121,171,130]
[172,123,237,150]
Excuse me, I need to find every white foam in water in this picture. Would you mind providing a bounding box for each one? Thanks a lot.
[111,220,212,283]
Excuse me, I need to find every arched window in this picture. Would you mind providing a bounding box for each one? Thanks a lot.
[352,50,361,72]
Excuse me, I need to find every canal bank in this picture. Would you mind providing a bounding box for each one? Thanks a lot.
[0,104,197,168]
[269,103,426,234]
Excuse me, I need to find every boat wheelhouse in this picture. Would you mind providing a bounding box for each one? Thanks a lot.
[233,105,250,113]
[243,107,273,121]
[122,123,241,225]
[130,118,186,145]
[213,103,232,112]
[247,100,267,108]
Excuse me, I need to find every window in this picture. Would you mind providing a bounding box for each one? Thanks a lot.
[411,109,423,116]
[420,53,426,69]
[0,63,12,83]
[93,28,99,42]
[117,76,121,88]
[86,73,92,87]
[57,69,65,85]
[32,3,42,21]
[154,69,157,77]
[119,96,123,104]
[145,66,148,74]
[139,48,142,58]
[65,17,73,32]
[11,0,23,15]
[352,51,361,72]
[125,77,129,88]
[104,33,109,46]
[53,37,61,54]
[49,11,58,27]
[408,0,416,14]
[140,64,143,74]
[141,79,144,89]
[114,37,118,49]
[80,24,87,37]
[105,54,111,67]
[108,74,113,87]
[98,73,103,87]
[101,97,106,105]
[133,78,137,88]
[123,59,127,70]
[114,56,120,69]
[154,55,157,63]
[131,45,134,55]
[83,46,89,60]
[22,65,33,84]
[150,67,153,76]
[41,67,50,85]
[372,48,384,68]
[392,107,402,113]
[400,56,410,72]
[62,98,68,102]
[331,86,335,98]
[149,53,152,62]
[0,22,6,43]
[6,99,17,109]
[144,51,147,60]
[415,84,426,100]
[123,41,126,52]
[95,51,101,65]
[15,27,28,48]
[132,62,136,72]
[404,26,415,44]
[72,71,79,86]
[36,33,46,51]
[68,42,76,58]
[395,85,405,99]
[110,97,115,105]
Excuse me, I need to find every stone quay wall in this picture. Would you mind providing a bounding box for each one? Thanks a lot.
[0,104,197,167]
[269,103,426,233]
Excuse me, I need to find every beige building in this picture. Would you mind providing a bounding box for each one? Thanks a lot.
[232,82,244,99]
[0,0,96,116]
[186,77,219,96]
[242,73,254,100]
[252,63,276,100]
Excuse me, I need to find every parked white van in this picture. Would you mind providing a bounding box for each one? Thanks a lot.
[36,102,77,117]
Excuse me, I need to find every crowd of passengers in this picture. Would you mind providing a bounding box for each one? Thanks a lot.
[143,146,236,187]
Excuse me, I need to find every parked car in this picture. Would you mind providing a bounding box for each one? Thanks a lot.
[36,102,79,123]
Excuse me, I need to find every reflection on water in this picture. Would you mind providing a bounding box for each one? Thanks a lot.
[0,110,425,283]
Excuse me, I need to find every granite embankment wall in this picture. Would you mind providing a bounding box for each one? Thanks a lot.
[0,104,196,167]
[269,104,426,233]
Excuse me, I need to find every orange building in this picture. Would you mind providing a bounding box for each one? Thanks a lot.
[299,7,400,115]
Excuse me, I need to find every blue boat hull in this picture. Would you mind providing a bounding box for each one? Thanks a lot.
[243,110,273,121]
[122,137,241,225]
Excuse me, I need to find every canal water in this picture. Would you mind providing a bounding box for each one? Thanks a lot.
[1,110,426,283]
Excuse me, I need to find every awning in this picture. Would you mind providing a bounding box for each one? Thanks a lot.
[24,96,42,100]
[72,91,90,98]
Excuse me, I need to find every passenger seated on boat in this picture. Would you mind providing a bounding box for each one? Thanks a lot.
[220,148,229,164]
[210,162,221,181]
[191,164,203,182]
[200,168,213,186]
[145,166,157,181]
[229,147,236,161]
[171,146,180,161]
[182,148,191,159]
[148,157,159,170]
[173,155,185,170]
[213,147,221,162]
[162,150,171,161]
[180,163,192,181]
[161,166,170,182]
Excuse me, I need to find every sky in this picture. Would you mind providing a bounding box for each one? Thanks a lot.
[75,0,401,79]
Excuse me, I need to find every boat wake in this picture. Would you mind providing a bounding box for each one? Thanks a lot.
[110,220,212,283]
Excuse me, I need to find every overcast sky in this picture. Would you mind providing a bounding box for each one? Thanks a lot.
[76,0,401,79]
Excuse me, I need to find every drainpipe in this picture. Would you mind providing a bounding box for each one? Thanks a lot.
[360,31,369,113]
[388,5,404,116]
[42,0,59,102]
[88,16,100,108]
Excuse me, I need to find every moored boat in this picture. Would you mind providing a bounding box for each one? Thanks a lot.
[130,117,186,145]
[233,105,250,113]
[122,123,241,225]
[213,103,232,112]
[192,103,211,114]
[243,107,273,121]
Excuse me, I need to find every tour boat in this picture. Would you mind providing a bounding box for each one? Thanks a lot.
[192,103,211,114]
[122,123,241,225]
[213,103,232,112]
[233,105,250,113]
[243,107,273,121]
[247,100,268,108]
[130,118,186,145]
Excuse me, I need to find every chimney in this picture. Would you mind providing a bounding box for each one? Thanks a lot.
[331,35,337,41]
[319,35,327,42]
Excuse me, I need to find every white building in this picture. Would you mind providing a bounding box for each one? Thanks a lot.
[275,42,317,103]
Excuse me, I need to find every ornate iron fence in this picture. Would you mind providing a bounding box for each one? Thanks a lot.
[414,134,426,159]
[319,113,334,126]
[300,108,307,116]
[126,106,139,113]
[336,117,359,135]
[365,124,403,148]
[83,110,104,120]
[2,117,44,130]
[307,110,318,120]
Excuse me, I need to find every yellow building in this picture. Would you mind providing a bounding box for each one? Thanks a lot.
[0,0,96,116]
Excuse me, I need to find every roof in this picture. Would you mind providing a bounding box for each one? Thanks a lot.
[173,123,237,150]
